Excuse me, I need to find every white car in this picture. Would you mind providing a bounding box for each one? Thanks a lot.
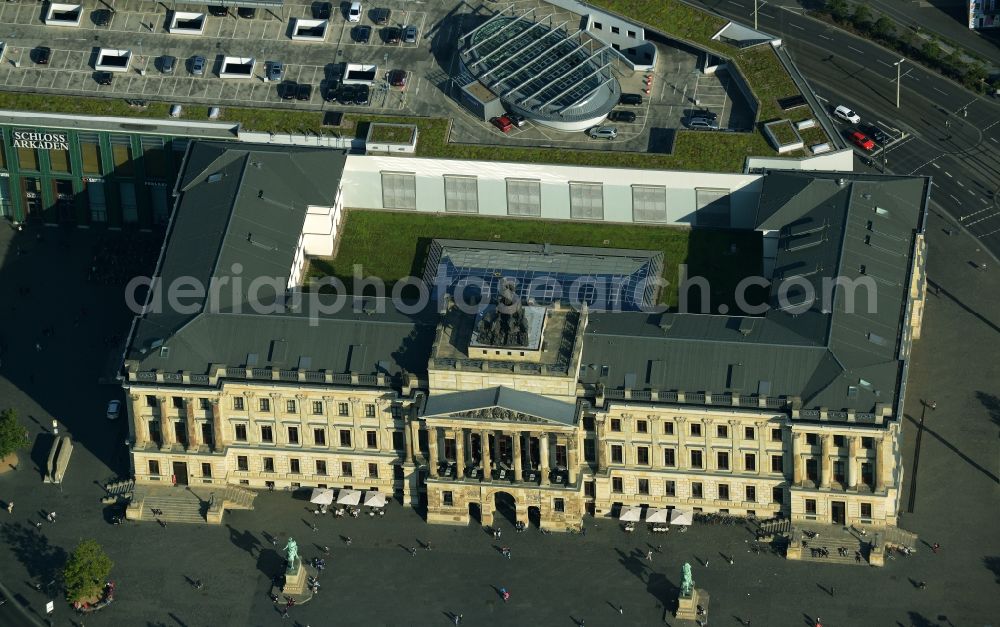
[587,126,618,139]
[348,2,362,22]
[833,105,861,124]
[106,399,121,420]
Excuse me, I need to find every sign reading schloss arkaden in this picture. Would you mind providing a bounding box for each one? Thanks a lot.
[12,131,69,150]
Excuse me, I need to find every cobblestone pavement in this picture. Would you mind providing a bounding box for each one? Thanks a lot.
[0,210,997,626]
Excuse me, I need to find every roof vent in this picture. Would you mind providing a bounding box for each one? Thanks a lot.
[738,318,755,336]
[862,193,872,200]
[875,207,890,217]
[159,346,170,358]
[836,178,846,186]
[658,314,673,332]
[207,172,224,183]
[247,353,259,366]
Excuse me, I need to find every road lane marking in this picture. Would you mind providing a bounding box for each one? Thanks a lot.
[931,162,940,169]
[848,46,864,54]
[876,60,890,67]
[944,171,953,177]
[948,194,961,204]
[789,23,804,30]
[819,34,832,40]
[933,87,947,95]
[956,180,965,187]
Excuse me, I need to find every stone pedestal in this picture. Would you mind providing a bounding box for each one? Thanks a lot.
[674,588,709,621]
[272,558,315,604]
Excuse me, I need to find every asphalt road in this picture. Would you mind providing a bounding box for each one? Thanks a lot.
[692,0,1000,260]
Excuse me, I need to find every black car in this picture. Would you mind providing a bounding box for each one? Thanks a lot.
[860,123,890,145]
[34,47,52,65]
[355,84,370,105]
[507,112,526,127]
[207,5,228,16]
[335,83,356,104]
[94,71,113,85]
[296,83,313,101]
[382,27,401,44]
[618,93,643,106]
[352,25,372,43]
[313,2,331,19]
[608,110,636,123]
[372,7,391,25]
[91,8,112,26]
[237,7,256,18]
[278,80,298,100]
[692,109,718,120]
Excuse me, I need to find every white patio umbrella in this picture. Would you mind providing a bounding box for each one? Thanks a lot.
[619,505,642,522]
[669,508,693,526]
[336,488,362,506]
[645,508,670,524]
[363,491,388,508]
[309,488,334,505]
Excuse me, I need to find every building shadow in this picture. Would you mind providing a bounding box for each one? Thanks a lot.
[928,278,1000,335]
[975,391,1000,428]
[903,413,998,483]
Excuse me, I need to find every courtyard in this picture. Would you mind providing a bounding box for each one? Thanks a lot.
[0,204,997,626]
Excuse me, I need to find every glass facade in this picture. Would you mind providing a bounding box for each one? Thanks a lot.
[0,125,198,227]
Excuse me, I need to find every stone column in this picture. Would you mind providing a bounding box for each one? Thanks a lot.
[129,394,146,446]
[512,430,522,481]
[409,418,421,464]
[455,428,465,477]
[596,418,608,472]
[427,426,439,475]
[820,434,832,489]
[755,420,767,475]
[729,419,739,471]
[185,399,198,451]
[676,417,688,470]
[210,399,223,452]
[567,435,579,485]
[480,429,492,482]
[875,435,890,492]
[160,396,174,447]
[847,435,858,489]
[539,432,550,486]
[403,418,413,462]
[792,432,804,485]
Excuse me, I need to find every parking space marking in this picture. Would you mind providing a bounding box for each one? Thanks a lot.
[956,180,965,187]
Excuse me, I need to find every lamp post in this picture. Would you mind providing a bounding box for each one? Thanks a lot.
[753,0,766,30]
[893,58,905,108]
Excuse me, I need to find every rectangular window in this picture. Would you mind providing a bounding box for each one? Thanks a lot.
[584,439,595,462]
[87,181,107,222]
[717,451,729,470]
[805,498,817,515]
[771,454,783,473]
[632,185,668,222]
[312,401,324,415]
[338,402,349,416]
[286,400,296,413]
[691,482,703,498]
[663,421,674,435]
[612,477,623,493]
[745,485,756,502]
[172,396,184,409]
[392,431,405,451]
[199,398,210,410]
[637,446,649,465]
[771,427,782,442]
[627,29,637,38]
[744,426,755,440]
[771,486,783,504]
[663,448,675,467]
[313,428,326,446]
[48,148,71,173]
[141,136,168,179]
[611,445,623,464]
[288,426,299,445]
[443,175,479,213]
[505,178,541,216]
[695,187,731,228]
[263,457,275,472]
[146,395,158,407]
[79,133,102,174]
[201,462,212,478]
[664,480,676,497]
[610,25,620,34]
[862,437,874,449]
[290,458,300,474]
[554,497,565,512]
[365,404,376,418]
[16,146,39,171]
[569,182,603,219]
[366,430,377,449]
[638,478,649,494]
[716,425,728,438]
[860,502,872,519]
[119,181,137,223]
[636,419,648,433]
[610,418,621,432]
[315,460,327,475]
[381,171,416,209]
[368,462,379,478]
[261,425,273,443]
[593,21,603,29]
[690,450,703,469]
[339,429,352,447]
[110,136,133,175]
[745,453,756,471]
[233,397,244,411]
[806,433,818,446]
[718,484,730,500]
[235,424,247,441]
[443,490,453,506]
[690,423,702,437]
[150,185,169,225]
[259,398,270,412]
[341,461,353,477]
[148,460,160,475]
[237,455,248,471]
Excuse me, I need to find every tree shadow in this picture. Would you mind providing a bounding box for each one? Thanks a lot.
[975,391,1000,428]
[0,521,68,586]
[983,555,1000,583]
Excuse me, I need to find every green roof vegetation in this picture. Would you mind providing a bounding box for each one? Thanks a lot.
[766,119,800,145]
[307,210,763,310]
[367,123,417,144]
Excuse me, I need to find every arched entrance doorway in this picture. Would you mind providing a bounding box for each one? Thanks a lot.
[528,505,541,528]
[469,502,481,524]
[493,491,517,526]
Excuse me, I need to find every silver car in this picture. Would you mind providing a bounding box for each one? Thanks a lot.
[403,25,418,43]
[267,61,284,82]
[191,55,206,76]
[587,126,617,139]
[686,117,719,130]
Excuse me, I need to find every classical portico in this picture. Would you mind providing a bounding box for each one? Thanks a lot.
[419,386,584,530]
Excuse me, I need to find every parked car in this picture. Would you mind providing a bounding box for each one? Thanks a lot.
[159,55,176,74]
[403,24,418,43]
[382,26,401,44]
[91,8,112,26]
[296,83,313,101]
[313,2,331,19]
[692,109,718,120]
[191,55,206,76]
[507,112,526,127]
[34,46,52,65]
[372,7,391,25]
[106,399,121,420]
[352,25,372,43]
[685,117,719,130]
[491,116,514,133]
[207,5,228,16]
[618,93,642,106]
[834,104,861,124]
[388,69,407,87]
[352,84,370,105]
[587,126,618,139]
[94,71,113,85]
[348,1,362,22]
[266,61,284,82]
[860,123,890,145]
[279,80,298,100]
[237,7,256,18]
[608,110,636,123]
[850,130,875,151]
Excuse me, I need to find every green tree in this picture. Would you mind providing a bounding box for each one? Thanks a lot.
[827,0,851,22]
[871,16,896,40]
[62,540,113,603]
[0,408,29,459]
[921,41,941,61]
[852,4,874,31]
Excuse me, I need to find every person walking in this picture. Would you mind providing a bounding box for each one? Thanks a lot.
[410,546,417,557]
[918,581,927,590]
[194,579,203,590]
[646,550,653,561]
[618,604,624,615]
[5,501,12,514]
[932,542,941,553]
[323,545,330,555]
[345,537,352,547]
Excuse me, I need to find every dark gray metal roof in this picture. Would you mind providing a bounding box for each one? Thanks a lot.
[422,386,577,426]
[581,171,928,413]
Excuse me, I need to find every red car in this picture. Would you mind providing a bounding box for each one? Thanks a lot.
[850,131,875,151]
[490,116,513,133]
[388,69,407,88]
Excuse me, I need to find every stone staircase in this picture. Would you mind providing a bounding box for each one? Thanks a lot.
[220,485,256,511]
[757,518,792,538]
[128,486,208,524]
[879,526,918,550]
[788,524,871,566]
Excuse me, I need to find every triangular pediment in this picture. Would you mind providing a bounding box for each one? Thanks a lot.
[422,386,577,427]
[440,404,560,425]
